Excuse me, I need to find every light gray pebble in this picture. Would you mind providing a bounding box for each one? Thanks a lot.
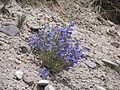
[95,85,106,90]
[37,80,50,86]
[45,85,55,90]
[85,60,97,69]
[15,70,23,80]
[102,59,119,67]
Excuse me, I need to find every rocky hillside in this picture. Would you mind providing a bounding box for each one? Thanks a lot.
[0,0,120,90]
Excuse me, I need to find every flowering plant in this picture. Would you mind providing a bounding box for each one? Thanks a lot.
[29,21,85,78]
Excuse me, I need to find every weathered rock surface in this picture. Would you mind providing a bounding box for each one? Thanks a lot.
[0,25,20,36]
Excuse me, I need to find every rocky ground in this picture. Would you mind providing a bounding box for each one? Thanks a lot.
[0,0,120,90]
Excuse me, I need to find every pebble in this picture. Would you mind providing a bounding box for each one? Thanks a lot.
[15,70,23,80]
[85,60,97,69]
[116,60,120,65]
[102,59,119,67]
[45,85,55,90]
[19,46,28,53]
[95,85,106,90]
[0,25,20,36]
[37,80,50,86]
[15,59,21,65]
[37,80,50,90]
[23,74,34,86]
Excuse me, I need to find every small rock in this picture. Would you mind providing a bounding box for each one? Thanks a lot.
[37,80,50,87]
[15,70,23,80]
[23,74,34,86]
[19,46,28,53]
[85,60,97,69]
[45,85,55,90]
[0,25,20,36]
[15,59,21,65]
[116,60,120,65]
[102,59,119,67]
[95,85,106,90]
[37,80,50,90]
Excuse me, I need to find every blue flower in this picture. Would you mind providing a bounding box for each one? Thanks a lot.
[29,21,86,77]
[39,67,49,78]
[70,20,76,26]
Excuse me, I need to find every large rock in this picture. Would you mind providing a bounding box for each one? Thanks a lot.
[0,25,20,36]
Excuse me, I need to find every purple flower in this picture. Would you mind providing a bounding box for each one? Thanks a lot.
[39,67,49,78]
[29,20,86,77]
[70,20,76,26]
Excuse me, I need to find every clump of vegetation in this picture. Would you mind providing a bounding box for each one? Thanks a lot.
[90,0,120,24]
[29,21,86,78]
[17,14,26,29]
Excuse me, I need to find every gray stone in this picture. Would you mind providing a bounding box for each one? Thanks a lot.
[37,80,49,87]
[15,70,23,80]
[102,59,119,67]
[23,74,34,86]
[37,80,50,90]
[0,25,20,36]
[45,85,55,90]
[85,60,97,69]
[116,60,120,65]
[95,85,106,90]
[19,46,28,53]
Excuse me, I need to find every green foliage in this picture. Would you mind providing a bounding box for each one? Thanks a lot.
[17,14,26,29]
[38,50,69,74]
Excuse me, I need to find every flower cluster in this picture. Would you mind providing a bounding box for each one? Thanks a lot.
[29,21,85,78]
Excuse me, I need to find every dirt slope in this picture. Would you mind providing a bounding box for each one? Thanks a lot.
[0,0,120,90]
